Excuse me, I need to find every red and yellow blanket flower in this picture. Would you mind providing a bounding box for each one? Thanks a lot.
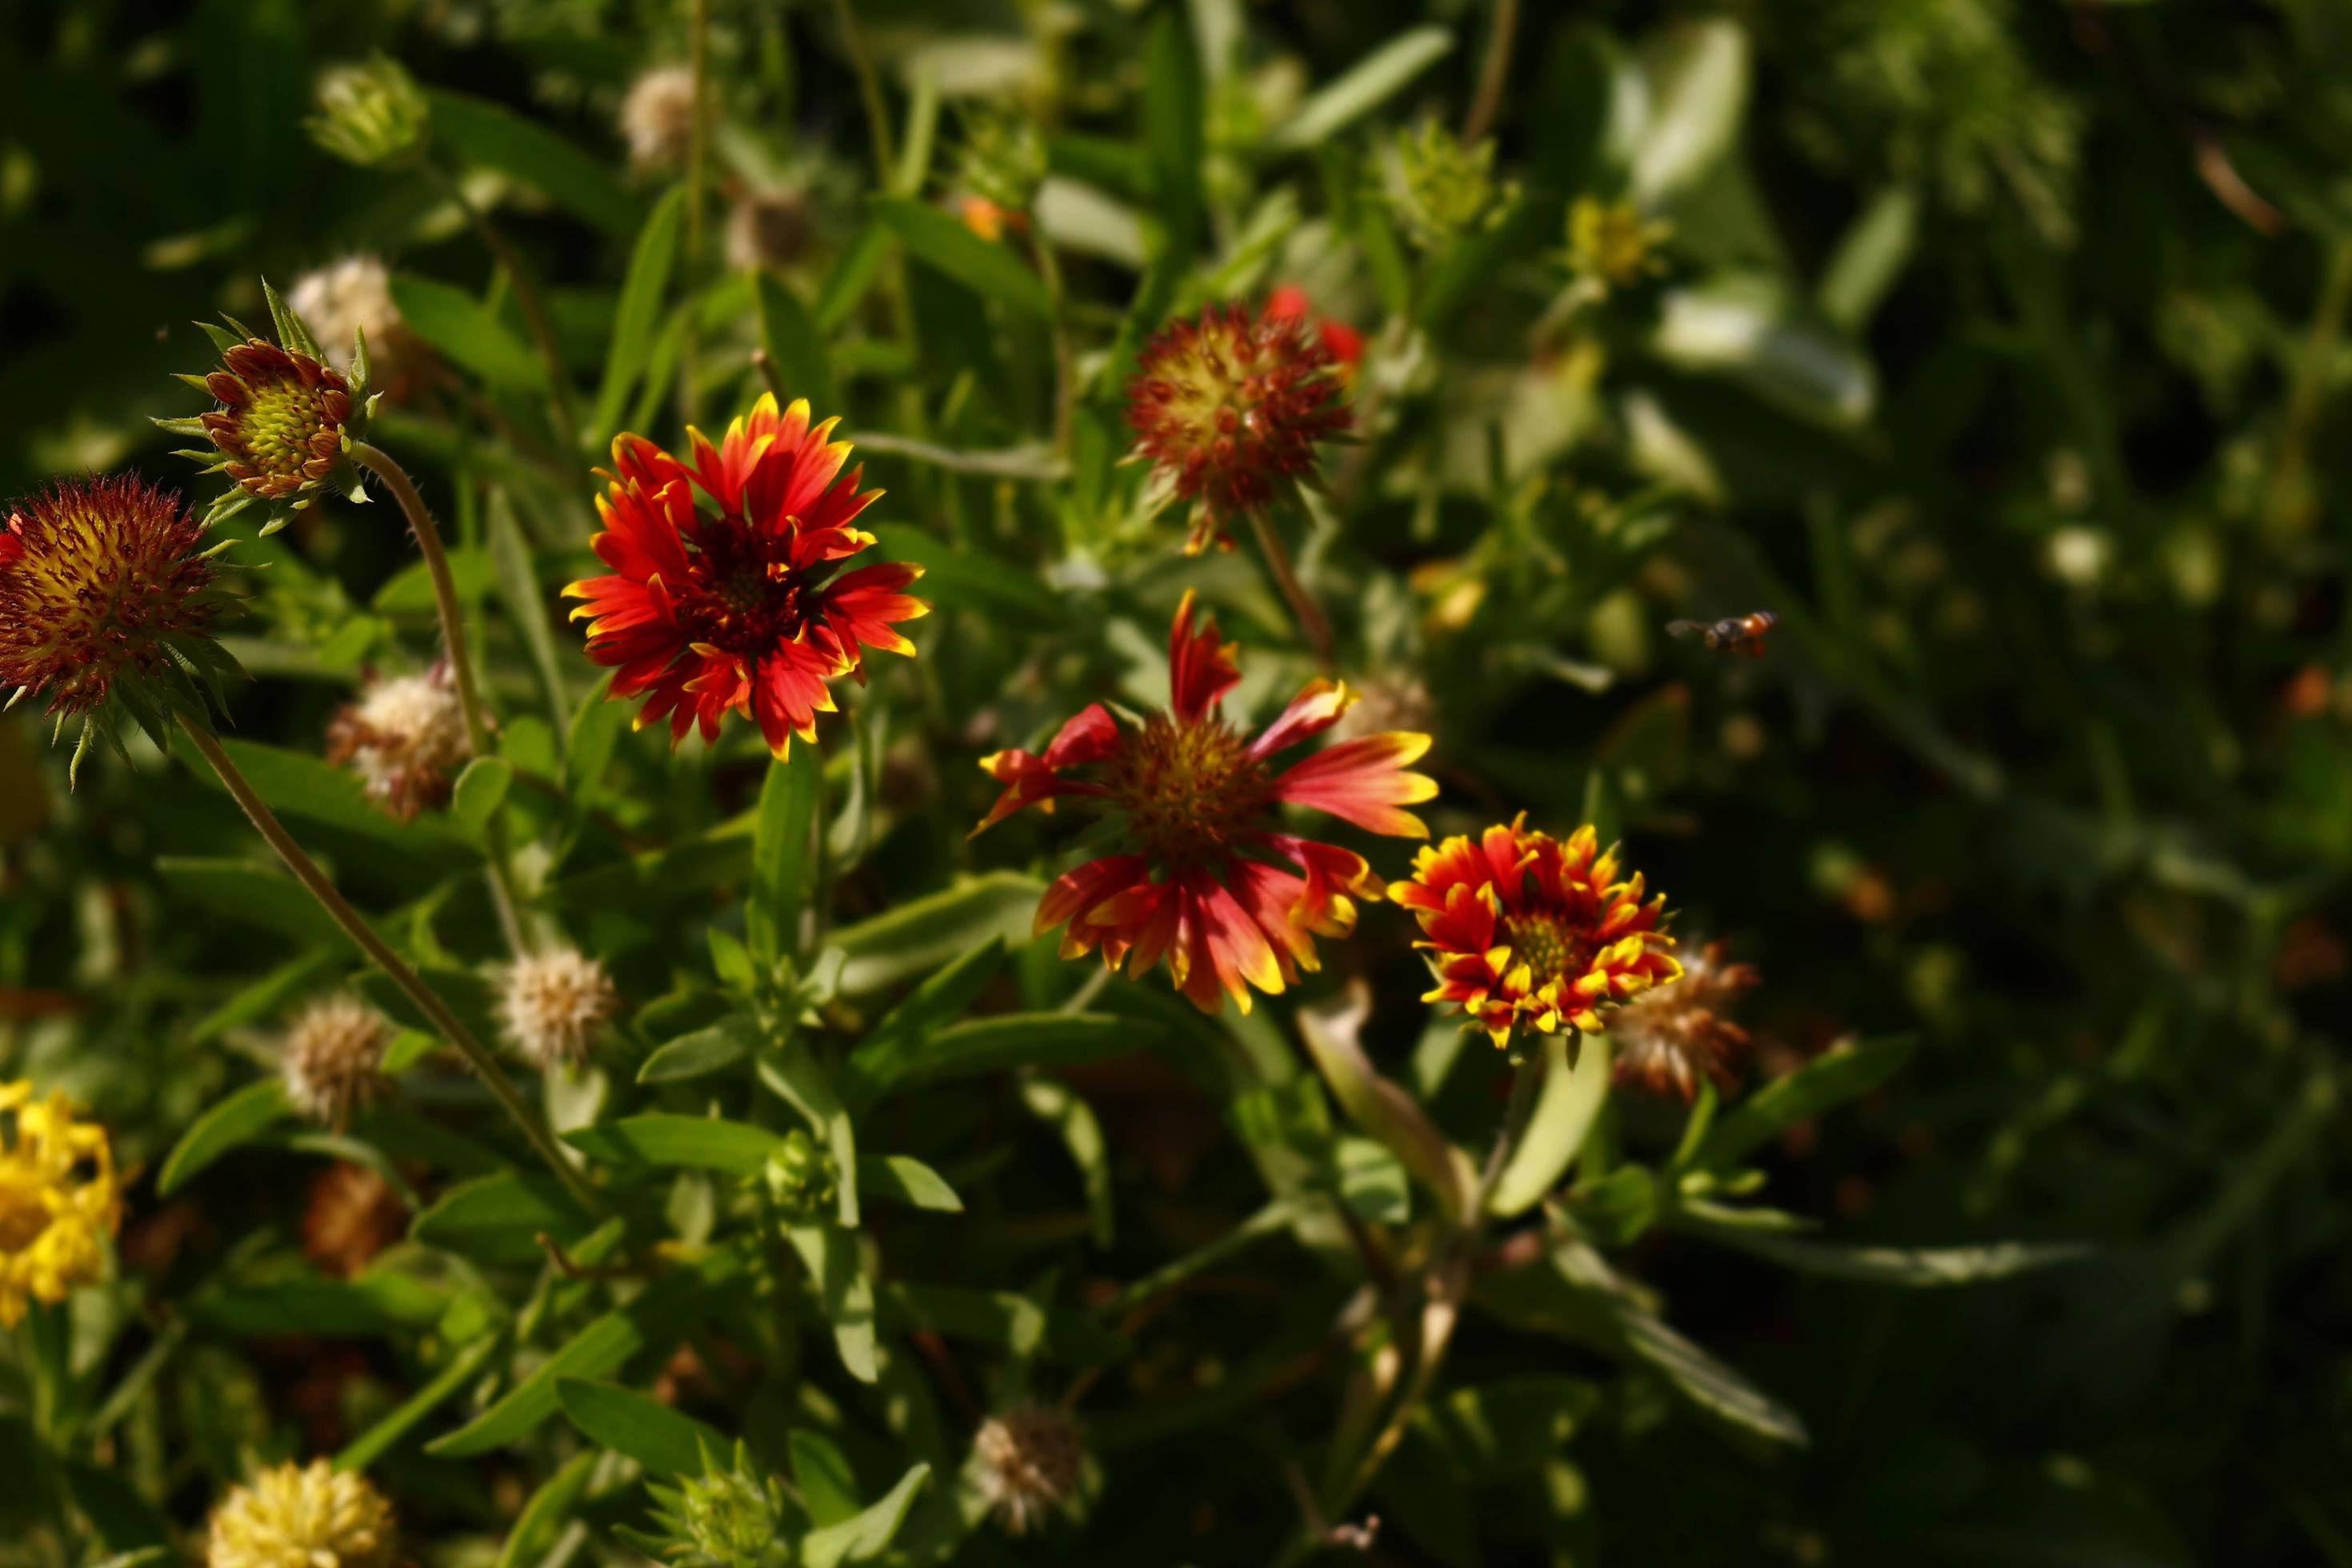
[564,394,928,757]
[973,592,1436,1014]
[1394,817,1681,1049]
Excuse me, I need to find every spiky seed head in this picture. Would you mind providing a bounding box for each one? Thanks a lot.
[282,996,394,1130]
[308,56,430,168]
[204,1458,398,1568]
[498,949,618,1070]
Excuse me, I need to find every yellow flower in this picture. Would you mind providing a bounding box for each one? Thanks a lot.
[0,1081,124,1328]
[1566,197,1672,293]
[206,1459,398,1568]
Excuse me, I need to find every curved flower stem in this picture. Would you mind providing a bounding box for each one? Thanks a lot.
[350,440,527,955]
[1461,0,1521,146]
[680,0,712,430]
[422,161,582,454]
[178,714,603,1216]
[1245,506,1335,668]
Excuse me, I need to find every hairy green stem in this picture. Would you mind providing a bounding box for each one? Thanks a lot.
[178,714,602,1215]
[1246,506,1335,668]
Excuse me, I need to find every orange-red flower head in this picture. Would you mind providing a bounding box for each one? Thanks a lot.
[973,592,1436,1014]
[0,475,238,777]
[1127,301,1350,554]
[1609,939,1757,1100]
[563,394,929,758]
[1394,817,1680,1049]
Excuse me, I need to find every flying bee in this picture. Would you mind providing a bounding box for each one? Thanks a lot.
[1667,610,1777,658]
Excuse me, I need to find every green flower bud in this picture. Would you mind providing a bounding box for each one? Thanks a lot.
[309,56,430,169]
[643,1441,794,1568]
[1385,122,1516,251]
[954,106,1048,216]
[757,1129,838,1221]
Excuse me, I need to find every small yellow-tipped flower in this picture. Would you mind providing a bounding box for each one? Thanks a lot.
[206,1458,398,1568]
[282,996,395,1130]
[974,1405,1084,1536]
[326,667,469,821]
[0,1082,124,1329]
[621,66,698,173]
[308,56,430,168]
[1566,197,1672,293]
[498,949,618,1070]
[0,474,240,782]
[162,280,379,535]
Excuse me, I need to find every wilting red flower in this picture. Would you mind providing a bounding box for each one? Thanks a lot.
[0,475,223,720]
[1264,285,1365,374]
[1609,939,1758,1100]
[973,592,1436,1014]
[1395,817,1679,1048]
[564,394,929,757]
[1127,302,1350,554]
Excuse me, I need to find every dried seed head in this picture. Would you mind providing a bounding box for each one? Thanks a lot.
[974,1404,1084,1536]
[326,668,469,821]
[303,1162,407,1279]
[288,257,423,397]
[498,949,618,1070]
[206,1458,398,1568]
[282,996,394,1130]
[621,66,698,173]
[1610,940,1758,1101]
[725,186,815,274]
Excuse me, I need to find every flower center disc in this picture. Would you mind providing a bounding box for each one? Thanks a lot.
[677,518,815,655]
[1109,714,1270,868]
[1502,911,1591,986]
[244,380,338,478]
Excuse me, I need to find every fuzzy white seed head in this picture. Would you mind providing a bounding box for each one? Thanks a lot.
[974,1404,1083,1536]
[287,256,418,390]
[621,66,698,172]
[282,995,394,1130]
[498,949,618,1070]
[326,669,470,820]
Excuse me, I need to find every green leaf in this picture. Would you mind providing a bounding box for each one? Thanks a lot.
[638,1016,758,1083]
[390,275,546,389]
[410,1172,595,1264]
[430,1244,751,1455]
[450,756,514,828]
[1142,10,1203,261]
[494,1450,599,1568]
[157,1078,291,1195]
[865,525,1061,623]
[887,1012,1149,1091]
[786,1222,880,1383]
[1628,18,1750,205]
[834,875,1042,996]
[1266,26,1453,153]
[1650,274,1877,429]
[565,673,627,801]
[564,1113,785,1176]
[427,89,639,237]
[1334,1135,1410,1226]
[594,186,687,442]
[856,1154,964,1213]
[1021,1079,1112,1243]
[193,1272,451,1337]
[750,747,821,964]
[174,733,466,854]
[1298,986,1475,1223]
[870,196,1054,321]
[1489,1036,1613,1218]
[755,269,838,414]
[155,858,346,947]
[790,1430,863,1527]
[1693,1035,1915,1170]
[1688,1227,2092,1286]
[842,940,1006,1114]
[489,492,567,726]
[372,546,496,614]
[1818,186,1918,331]
[555,1378,730,1475]
[337,1330,506,1471]
[817,219,894,333]
[802,1464,933,1568]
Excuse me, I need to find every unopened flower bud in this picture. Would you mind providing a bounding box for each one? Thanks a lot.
[308,57,430,169]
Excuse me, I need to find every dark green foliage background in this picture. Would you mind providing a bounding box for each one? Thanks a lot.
[2,0,2350,1563]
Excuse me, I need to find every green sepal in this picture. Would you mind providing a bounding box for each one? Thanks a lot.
[350,325,372,392]
[262,277,323,361]
[195,320,243,355]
